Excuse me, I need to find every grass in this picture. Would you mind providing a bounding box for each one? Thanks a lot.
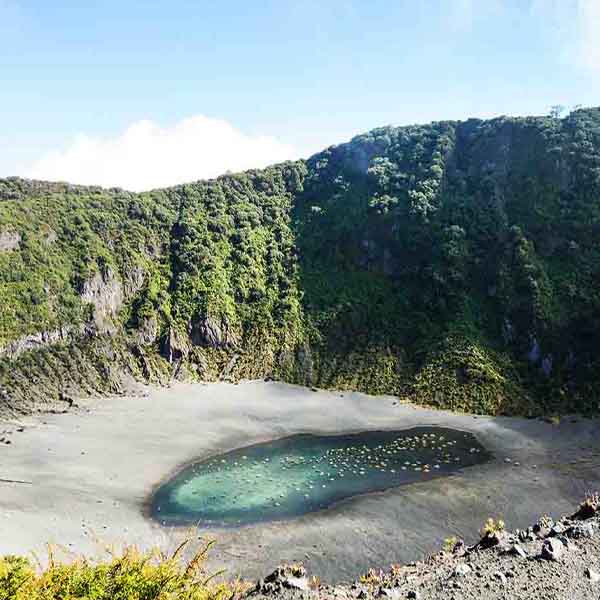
[2,492,599,598]
[479,517,505,538]
[442,536,459,553]
[0,539,249,600]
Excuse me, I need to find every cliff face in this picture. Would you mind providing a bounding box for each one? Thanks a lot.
[1,108,600,417]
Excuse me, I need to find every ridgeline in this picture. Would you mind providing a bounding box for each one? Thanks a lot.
[1,108,600,417]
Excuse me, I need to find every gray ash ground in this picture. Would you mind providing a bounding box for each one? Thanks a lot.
[4,382,600,582]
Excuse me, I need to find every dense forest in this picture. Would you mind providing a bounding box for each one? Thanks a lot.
[1,108,599,417]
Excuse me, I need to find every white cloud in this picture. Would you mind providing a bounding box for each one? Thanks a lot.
[23,115,297,191]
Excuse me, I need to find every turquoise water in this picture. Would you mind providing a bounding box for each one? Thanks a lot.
[151,427,490,527]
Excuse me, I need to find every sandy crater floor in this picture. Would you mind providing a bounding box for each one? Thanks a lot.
[1,380,599,582]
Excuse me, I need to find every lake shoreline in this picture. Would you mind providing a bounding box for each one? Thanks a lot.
[149,426,491,527]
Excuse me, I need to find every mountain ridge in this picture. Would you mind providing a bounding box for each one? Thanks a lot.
[1,107,599,417]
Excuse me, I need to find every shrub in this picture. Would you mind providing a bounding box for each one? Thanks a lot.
[0,540,248,600]
[442,536,459,553]
[480,517,505,538]
[573,492,600,520]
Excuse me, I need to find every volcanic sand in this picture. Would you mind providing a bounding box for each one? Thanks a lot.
[1,381,599,582]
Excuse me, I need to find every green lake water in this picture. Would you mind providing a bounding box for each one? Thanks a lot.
[151,427,490,527]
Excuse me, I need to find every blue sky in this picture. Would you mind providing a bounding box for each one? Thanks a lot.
[1,0,599,190]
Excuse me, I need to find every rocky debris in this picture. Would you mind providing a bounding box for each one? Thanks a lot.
[123,264,146,297]
[248,502,600,600]
[541,537,565,561]
[452,563,471,577]
[517,527,536,543]
[568,521,596,539]
[253,564,311,595]
[572,495,599,520]
[135,315,159,345]
[190,316,238,349]
[449,539,466,557]
[493,571,507,585]
[80,269,124,333]
[549,522,566,536]
[162,326,191,363]
[0,327,74,358]
[557,534,577,552]
[478,529,509,550]
[505,543,528,558]
[0,229,21,252]
[0,333,173,420]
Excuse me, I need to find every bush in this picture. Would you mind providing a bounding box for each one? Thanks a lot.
[0,541,247,600]
[480,517,505,538]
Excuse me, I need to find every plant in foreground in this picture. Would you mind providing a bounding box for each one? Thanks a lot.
[480,517,505,538]
[442,536,459,554]
[573,492,600,520]
[0,538,249,600]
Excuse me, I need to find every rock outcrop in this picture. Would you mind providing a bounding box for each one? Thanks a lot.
[80,269,124,333]
[0,229,20,252]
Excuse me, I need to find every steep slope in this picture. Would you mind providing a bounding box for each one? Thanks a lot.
[249,502,600,600]
[1,108,599,416]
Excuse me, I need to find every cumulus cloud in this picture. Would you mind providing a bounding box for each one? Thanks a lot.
[24,115,297,191]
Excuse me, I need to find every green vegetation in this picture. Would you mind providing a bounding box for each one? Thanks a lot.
[442,536,459,553]
[0,541,245,600]
[574,493,600,519]
[479,517,505,538]
[1,107,600,416]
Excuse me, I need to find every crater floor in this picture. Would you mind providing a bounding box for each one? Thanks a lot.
[1,380,599,582]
